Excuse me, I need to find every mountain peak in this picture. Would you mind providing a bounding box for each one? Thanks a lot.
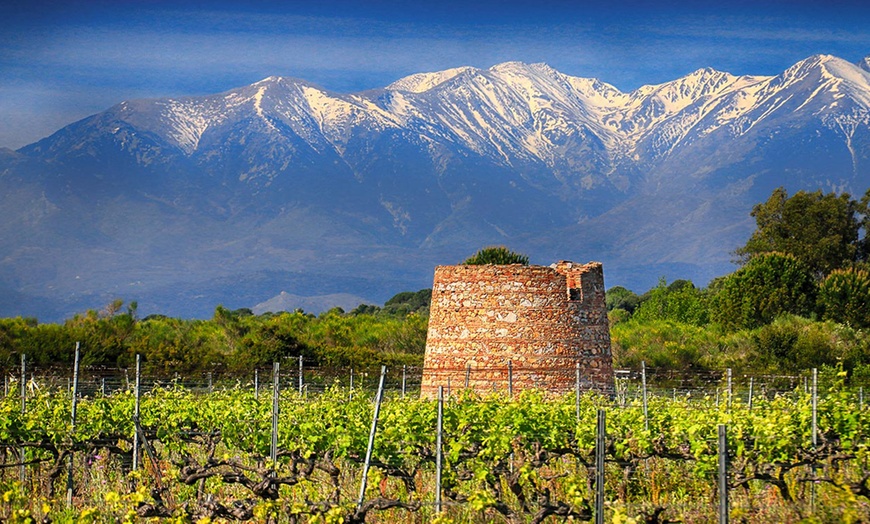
[793,53,846,71]
[244,75,322,94]
[685,66,730,79]
[776,54,870,95]
[488,61,557,76]
[253,75,282,85]
[674,67,738,90]
[859,55,870,73]
[628,66,741,116]
[386,66,477,93]
[489,60,531,70]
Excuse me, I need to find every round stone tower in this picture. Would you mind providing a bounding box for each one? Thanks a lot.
[420,261,614,398]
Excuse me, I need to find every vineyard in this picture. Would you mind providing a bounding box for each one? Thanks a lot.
[2,362,870,523]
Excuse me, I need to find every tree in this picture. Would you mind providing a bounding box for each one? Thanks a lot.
[861,190,870,261]
[605,286,640,314]
[711,252,817,330]
[382,289,432,316]
[63,302,137,367]
[735,187,865,278]
[349,304,381,316]
[632,278,709,326]
[818,268,870,329]
[238,315,309,369]
[0,317,36,366]
[17,323,77,366]
[462,246,529,265]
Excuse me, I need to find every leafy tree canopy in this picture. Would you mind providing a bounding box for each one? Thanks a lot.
[605,286,640,314]
[633,278,709,326]
[383,289,431,316]
[349,289,432,317]
[711,252,817,330]
[462,246,529,265]
[735,187,868,278]
[818,268,870,329]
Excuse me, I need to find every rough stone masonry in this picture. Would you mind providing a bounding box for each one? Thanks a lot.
[420,261,614,398]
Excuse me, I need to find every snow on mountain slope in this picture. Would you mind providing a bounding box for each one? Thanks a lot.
[377,61,623,180]
[707,55,870,147]
[6,54,870,321]
[622,55,870,164]
[387,66,476,93]
[821,55,870,107]
[66,55,868,182]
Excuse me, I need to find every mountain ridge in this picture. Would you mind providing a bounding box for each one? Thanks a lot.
[2,54,869,321]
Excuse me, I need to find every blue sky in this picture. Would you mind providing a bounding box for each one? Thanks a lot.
[1,0,868,149]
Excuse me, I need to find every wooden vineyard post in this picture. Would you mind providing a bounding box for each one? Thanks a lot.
[133,417,169,506]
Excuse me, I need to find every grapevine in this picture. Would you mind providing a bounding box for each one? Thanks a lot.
[2,378,870,522]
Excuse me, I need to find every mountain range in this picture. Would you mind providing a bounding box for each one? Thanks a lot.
[1,54,869,321]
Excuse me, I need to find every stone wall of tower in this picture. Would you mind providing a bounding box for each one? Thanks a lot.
[420,261,613,398]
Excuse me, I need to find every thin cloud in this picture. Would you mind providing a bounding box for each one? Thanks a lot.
[646,20,869,45]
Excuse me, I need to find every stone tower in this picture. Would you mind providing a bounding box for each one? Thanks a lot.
[420,261,613,398]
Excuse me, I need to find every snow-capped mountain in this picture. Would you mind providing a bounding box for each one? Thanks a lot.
[2,54,869,320]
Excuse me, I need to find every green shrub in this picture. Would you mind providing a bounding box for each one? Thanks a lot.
[611,319,731,371]
[608,308,632,325]
[752,315,843,372]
